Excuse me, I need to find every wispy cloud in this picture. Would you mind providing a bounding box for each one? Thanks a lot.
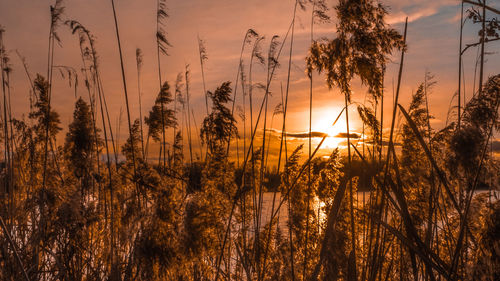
[385,0,457,24]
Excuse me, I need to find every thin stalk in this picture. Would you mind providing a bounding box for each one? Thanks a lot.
[228,29,256,156]
[110,0,136,167]
[83,25,119,165]
[156,0,168,170]
[248,36,259,236]
[377,17,408,281]
[40,3,60,275]
[185,65,193,164]
[76,33,103,214]
[255,35,282,275]
[191,109,203,160]
[283,3,298,278]
[478,0,486,95]
[380,87,384,162]
[344,89,357,281]
[258,17,295,281]
[136,48,145,158]
[0,30,10,208]
[303,2,315,279]
[6,65,16,227]
[255,64,269,279]
[423,72,437,268]
[382,17,408,205]
[173,73,182,165]
[242,68,247,167]
[110,0,138,273]
[94,59,115,276]
[458,1,464,128]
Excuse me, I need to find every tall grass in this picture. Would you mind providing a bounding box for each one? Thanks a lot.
[0,1,499,281]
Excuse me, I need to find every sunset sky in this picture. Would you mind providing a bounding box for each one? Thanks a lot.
[1,0,499,160]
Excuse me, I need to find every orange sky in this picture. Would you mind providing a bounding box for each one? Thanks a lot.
[1,0,499,161]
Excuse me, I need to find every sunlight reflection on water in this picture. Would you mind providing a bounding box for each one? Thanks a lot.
[258,191,373,232]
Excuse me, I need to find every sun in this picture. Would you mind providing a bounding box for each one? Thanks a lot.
[314,116,344,137]
[296,105,362,150]
[312,107,349,149]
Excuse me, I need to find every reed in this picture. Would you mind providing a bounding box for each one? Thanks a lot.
[227,29,258,158]
[198,35,209,116]
[136,48,145,158]
[155,0,171,170]
[0,1,499,280]
[185,64,194,164]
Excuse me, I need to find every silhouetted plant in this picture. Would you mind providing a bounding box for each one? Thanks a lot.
[200,82,238,158]
[145,81,177,166]
[65,97,100,185]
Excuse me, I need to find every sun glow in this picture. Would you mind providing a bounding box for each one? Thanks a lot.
[314,116,346,149]
[310,106,359,149]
